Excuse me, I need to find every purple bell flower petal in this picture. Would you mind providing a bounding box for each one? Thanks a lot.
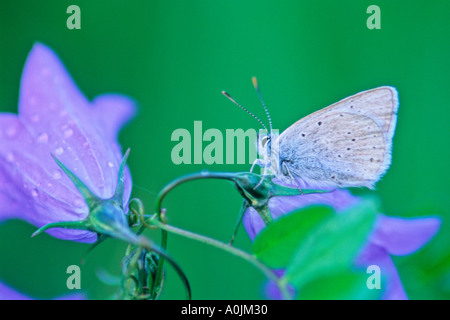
[0,282,31,300]
[244,179,441,300]
[355,215,440,299]
[368,214,441,256]
[0,43,135,243]
[354,242,408,300]
[0,281,85,300]
[243,188,359,241]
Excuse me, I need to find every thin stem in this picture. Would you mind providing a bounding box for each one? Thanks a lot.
[138,171,319,300]
[154,171,238,215]
[149,217,292,300]
[151,229,167,299]
[138,171,239,299]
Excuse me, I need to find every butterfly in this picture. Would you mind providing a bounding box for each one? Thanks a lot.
[223,79,399,190]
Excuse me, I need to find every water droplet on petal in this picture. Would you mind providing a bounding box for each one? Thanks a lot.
[37,133,48,143]
[64,128,73,138]
[6,153,14,162]
[5,127,17,138]
[31,189,39,197]
[30,114,40,123]
[55,147,64,155]
[107,161,114,168]
[73,197,85,208]
[53,170,62,180]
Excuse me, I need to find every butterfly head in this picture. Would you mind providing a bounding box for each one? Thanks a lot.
[222,77,277,170]
[257,129,280,169]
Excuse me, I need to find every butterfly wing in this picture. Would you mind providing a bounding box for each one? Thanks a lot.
[275,86,399,189]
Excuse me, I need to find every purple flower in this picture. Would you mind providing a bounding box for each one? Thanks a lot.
[243,179,441,300]
[0,281,84,300]
[0,43,135,243]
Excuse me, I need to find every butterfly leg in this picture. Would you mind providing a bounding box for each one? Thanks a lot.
[253,165,269,190]
[250,158,265,173]
[250,158,270,190]
[282,161,303,195]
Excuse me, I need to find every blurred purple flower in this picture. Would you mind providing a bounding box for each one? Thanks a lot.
[0,43,135,243]
[243,179,441,300]
[0,281,84,300]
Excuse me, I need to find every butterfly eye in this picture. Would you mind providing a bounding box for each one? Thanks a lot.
[261,135,269,147]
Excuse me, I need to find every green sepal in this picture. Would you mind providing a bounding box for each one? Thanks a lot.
[51,154,98,206]
[32,149,145,249]
[31,220,92,238]
[120,248,158,300]
[120,243,191,300]
[231,172,330,225]
[112,148,130,202]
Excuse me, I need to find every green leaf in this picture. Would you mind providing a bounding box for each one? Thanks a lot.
[283,199,378,289]
[296,270,382,300]
[252,205,335,268]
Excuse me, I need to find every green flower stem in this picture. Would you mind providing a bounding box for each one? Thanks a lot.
[148,216,292,300]
[152,229,167,299]
[138,171,317,300]
[154,171,238,216]
[137,171,243,299]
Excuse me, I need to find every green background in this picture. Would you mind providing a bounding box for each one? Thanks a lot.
[0,0,448,299]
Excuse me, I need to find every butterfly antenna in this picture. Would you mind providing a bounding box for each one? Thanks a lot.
[252,77,273,134]
[221,90,268,132]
